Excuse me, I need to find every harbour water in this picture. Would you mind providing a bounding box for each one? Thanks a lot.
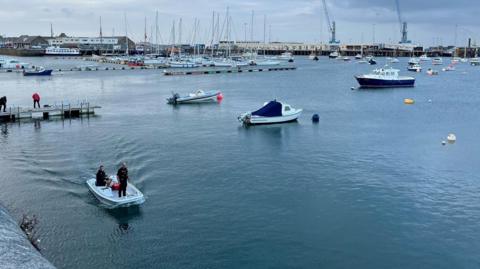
[1,57,480,268]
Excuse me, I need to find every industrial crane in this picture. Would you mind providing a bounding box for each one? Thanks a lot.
[395,0,411,44]
[322,0,339,44]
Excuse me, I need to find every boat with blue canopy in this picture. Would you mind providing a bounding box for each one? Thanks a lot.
[238,100,302,125]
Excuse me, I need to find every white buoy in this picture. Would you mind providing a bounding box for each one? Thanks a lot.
[428,99,432,103]
[441,141,446,146]
[350,87,355,90]
[447,133,456,144]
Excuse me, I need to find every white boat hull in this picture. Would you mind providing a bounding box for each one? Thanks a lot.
[86,177,145,207]
[241,110,302,125]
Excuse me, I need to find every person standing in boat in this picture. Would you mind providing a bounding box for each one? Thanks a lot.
[96,165,112,187]
[0,96,6,112]
[32,93,41,109]
[117,163,129,197]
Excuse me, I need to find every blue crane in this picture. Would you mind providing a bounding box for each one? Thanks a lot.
[322,0,339,44]
[395,0,411,44]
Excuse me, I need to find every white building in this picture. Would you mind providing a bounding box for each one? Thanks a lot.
[48,37,118,46]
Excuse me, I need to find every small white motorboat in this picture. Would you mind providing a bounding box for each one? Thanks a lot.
[419,54,430,61]
[407,64,422,72]
[86,176,145,207]
[389,58,400,63]
[442,64,456,72]
[167,90,222,104]
[238,100,302,125]
[432,57,443,65]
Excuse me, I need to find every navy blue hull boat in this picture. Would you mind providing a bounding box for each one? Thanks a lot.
[23,68,53,76]
[355,67,415,88]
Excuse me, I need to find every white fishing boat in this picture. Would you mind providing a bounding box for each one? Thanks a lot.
[419,54,430,61]
[355,66,415,88]
[471,58,480,66]
[408,57,419,65]
[390,58,400,63]
[86,176,145,207]
[355,54,362,59]
[432,57,443,65]
[407,64,422,72]
[238,100,302,125]
[167,90,222,104]
[329,51,339,59]
[343,56,351,61]
[274,52,294,62]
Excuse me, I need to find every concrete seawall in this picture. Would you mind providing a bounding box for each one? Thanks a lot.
[0,205,56,269]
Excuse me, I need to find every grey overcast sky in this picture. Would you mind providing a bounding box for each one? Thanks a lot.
[0,0,478,46]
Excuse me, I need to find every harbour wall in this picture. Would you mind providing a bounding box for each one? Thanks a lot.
[0,205,56,269]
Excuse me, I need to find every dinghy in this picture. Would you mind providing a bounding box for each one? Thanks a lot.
[238,100,302,125]
[86,176,145,207]
[167,90,222,104]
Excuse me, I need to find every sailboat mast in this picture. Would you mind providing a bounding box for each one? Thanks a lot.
[210,11,215,57]
[144,16,147,54]
[155,11,159,54]
[99,16,103,55]
[124,13,129,56]
[263,15,266,56]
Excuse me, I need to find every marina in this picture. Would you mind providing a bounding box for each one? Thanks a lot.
[1,1,480,269]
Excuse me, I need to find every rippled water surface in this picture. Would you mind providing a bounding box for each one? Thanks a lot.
[1,57,480,268]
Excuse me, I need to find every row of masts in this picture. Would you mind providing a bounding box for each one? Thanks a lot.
[89,8,274,57]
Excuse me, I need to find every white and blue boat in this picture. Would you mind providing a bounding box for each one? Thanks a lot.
[238,100,302,125]
[23,68,53,76]
[355,67,415,88]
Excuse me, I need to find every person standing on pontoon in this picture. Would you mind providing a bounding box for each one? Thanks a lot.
[0,96,6,112]
[96,165,112,187]
[117,163,129,197]
[32,93,40,109]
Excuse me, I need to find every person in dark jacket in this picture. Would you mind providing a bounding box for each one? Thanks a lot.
[0,96,6,112]
[96,165,111,187]
[117,162,129,197]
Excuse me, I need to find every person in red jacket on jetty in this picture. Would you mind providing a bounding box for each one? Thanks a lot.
[32,93,40,109]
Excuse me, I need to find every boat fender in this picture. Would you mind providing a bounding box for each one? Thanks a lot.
[217,92,224,102]
[112,183,120,190]
[312,114,320,123]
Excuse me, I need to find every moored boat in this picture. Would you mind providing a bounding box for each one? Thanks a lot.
[167,90,222,104]
[419,54,430,61]
[355,66,415,88]
[86,176,145,207]
[432,57,443,65]
[238,100,302,125]
[329,51,339,59]
[407,64,422,72]
[23,68,53,76]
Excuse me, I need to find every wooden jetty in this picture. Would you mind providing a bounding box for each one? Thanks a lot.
[163,66,297,76]
[0,102,100,122]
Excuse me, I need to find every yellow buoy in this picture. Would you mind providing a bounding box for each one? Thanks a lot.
[404,98,415,104]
